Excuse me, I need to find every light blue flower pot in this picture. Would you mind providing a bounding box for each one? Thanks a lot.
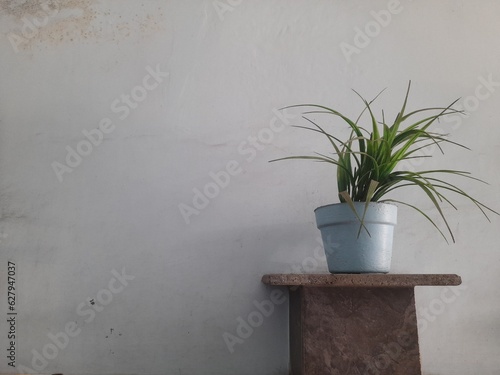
[315,202,397,273]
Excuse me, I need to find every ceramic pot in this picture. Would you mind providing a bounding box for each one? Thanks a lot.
[315,202,397,273]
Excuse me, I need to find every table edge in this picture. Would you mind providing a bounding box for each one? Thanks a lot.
[261,273,462,287]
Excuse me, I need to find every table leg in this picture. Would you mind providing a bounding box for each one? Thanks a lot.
[290,287,421,375]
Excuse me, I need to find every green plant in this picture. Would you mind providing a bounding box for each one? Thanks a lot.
[270,82,498,242]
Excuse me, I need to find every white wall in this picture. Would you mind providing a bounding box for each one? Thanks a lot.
[1,0,499,374]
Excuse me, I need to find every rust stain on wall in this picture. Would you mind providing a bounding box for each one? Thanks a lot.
[1,0,166,52]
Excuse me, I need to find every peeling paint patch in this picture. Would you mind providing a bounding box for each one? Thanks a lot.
[1,0,166,53]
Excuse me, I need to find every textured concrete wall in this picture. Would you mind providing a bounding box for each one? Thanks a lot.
[0,0,499,374]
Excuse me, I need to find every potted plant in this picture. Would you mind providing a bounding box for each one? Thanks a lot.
[271,82,498,273]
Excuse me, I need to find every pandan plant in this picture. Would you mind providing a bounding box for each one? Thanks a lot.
[270,82,498,243]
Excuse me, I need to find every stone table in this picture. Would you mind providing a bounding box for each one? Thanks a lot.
[261,274,462,375]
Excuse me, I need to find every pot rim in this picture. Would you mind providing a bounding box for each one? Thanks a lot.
[314,201,397,213]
